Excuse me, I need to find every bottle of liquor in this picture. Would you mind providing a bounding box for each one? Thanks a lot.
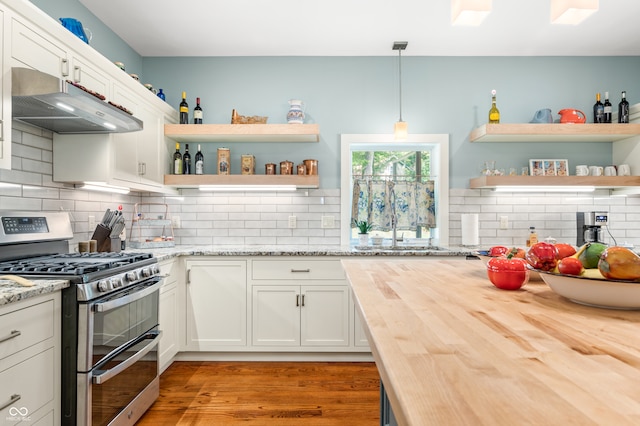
[173,143,183,174]
[488,89,500,124]
[179,92,189,124]
[618,91,630,123]
[593,93,604,123]
[195,144,204,175]
[194,97,203,124]
[183,144,192,174]
[603,92,612,123]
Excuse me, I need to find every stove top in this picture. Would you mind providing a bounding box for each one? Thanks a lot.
[0,252,154,276]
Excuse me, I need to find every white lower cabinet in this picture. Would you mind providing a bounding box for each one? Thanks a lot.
[252,285,350,347]
[158,259,180,373]
[0,293,60,426]
[185,259,247,350]
[354,306,370,347]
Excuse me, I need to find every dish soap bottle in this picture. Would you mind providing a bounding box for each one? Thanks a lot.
[526,226,538,247]
[488,90,500,124]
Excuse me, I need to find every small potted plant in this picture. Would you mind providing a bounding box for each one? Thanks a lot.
[353,219,373,246]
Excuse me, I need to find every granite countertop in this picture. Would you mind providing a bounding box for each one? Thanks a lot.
[0,277,69,307]
[342,257,640,425]
[129,244,476,262]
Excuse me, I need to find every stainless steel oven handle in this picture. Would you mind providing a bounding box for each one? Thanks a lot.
[94,278,162,312]
[92,330,162,385]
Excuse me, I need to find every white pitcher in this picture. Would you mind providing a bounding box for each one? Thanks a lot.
[287,100,305,124]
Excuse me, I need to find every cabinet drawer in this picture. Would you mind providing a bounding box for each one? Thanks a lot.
[0,300,55,361]
[0,347,55,421]
[252,260,345,280]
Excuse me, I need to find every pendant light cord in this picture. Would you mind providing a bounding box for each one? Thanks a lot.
[398,48,403,122]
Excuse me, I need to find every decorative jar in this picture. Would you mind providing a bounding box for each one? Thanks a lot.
[287,100,305,124]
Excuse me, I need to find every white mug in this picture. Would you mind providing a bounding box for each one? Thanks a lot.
[604,166,617,176]
[575,165,589,176]
[589,166,603,176]
[618,164,631,176]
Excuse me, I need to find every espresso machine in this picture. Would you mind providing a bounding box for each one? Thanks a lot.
[576,211,608,246]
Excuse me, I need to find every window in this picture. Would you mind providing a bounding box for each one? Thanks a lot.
[340,134,449,246]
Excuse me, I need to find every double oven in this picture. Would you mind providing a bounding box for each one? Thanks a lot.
[0,211,162,426]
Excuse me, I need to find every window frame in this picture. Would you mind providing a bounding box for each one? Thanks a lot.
[340,134,450,246]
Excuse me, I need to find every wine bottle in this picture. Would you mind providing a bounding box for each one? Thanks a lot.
[183,144,192,174]
[173,142,183,174]
[488,89,500,124]
[618,91,629,123]
[195,144,204,175]
[194,97,203,124]
[603,92,612,123]
[179,91,189,124]
[593,93,604,123]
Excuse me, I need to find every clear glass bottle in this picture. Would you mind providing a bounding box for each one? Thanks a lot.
[526,226,538,247]
[488,90,500,124]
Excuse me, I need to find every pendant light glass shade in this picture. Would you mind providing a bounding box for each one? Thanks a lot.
[393,42,408,141]
[550,0,598,25]
[451,0,492,26]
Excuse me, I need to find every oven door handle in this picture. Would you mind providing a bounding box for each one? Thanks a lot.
[94,278,162,313]
[92,330,162,385]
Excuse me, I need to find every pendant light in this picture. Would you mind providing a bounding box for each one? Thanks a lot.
[393,41,408,141]
[550,0,598,25]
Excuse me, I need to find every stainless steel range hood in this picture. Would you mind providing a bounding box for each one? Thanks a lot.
[11,67,143,134]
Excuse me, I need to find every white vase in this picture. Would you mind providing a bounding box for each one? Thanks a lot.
[287,100,305,124]
[358,233,369,246]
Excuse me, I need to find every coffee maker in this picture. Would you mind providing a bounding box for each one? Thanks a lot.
[576,211,608,246]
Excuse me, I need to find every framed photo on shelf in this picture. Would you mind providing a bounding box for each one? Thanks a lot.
[529,159,568,176]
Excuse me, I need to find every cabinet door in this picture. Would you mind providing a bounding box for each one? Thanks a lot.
[159,279,178,373]
[186,260,247,350]
[354,305,370,347]
[111,82,141,183]
[69,54,111,98]
[11,18,68,77]
[0,8,9,170]
[301,285,349,347]
[252,285,300,346]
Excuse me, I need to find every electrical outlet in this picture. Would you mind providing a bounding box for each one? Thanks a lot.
[88,215,95,230]
[499,216,509,230]
[171,216,181,229]
[321,216,335,228]
[288,216,297,228]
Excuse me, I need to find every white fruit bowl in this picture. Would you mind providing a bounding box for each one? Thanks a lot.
[538,270,640,310]
[476,250,542,282]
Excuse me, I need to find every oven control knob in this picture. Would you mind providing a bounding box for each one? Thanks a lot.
[141,268,151,278]
[151,265,160,275]
[98,280,112,292]
[126,271,138,282]
[112,278,123,288]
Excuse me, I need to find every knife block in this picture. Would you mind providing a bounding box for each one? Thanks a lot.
[91,225,121,253]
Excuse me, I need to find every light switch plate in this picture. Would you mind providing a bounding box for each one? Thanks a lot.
[171,216,181,228]
[499,216,508,230]
[88,215,95,230]
[288,216,297,228]
[322,216,335,228]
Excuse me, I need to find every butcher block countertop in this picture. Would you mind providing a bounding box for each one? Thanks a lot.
[342,257,640,426]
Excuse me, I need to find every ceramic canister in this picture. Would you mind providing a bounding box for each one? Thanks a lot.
[241,154,255,175]
[217,148,230,175]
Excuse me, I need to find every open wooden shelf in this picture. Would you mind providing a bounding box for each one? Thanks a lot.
[164,174,319,188]
[469,123,640,143]
[164,124,320,143]
[470,175,640,189]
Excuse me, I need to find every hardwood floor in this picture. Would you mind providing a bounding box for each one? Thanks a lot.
[136,361,380,425]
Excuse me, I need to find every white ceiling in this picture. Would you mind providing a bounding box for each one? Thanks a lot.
[79,0,640,57]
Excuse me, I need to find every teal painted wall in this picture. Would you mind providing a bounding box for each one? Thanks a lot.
[28,0,143,76]
[27,1,640,189]
[142,56,640,188]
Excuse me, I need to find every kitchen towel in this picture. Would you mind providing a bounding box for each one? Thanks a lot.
[461,214,479,246]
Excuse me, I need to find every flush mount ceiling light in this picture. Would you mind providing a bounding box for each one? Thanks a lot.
[393,41,408,141]
[451,0,492,26]
[550,0,598,25]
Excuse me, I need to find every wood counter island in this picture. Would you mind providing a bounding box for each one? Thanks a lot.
[342,257,640,426]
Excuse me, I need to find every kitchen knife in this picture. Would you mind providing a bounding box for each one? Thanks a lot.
[101,209,110,225]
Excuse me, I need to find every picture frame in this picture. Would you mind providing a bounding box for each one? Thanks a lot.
[529,159,569,176]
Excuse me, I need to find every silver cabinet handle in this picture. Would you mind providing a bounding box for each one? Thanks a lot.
[0,330,21,344]
[0,394,21,411]
[73,65,81,83]
[291,269,310,273]
[60,58,69,77]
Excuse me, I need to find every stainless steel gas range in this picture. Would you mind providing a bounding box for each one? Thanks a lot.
[0,211,162,426]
